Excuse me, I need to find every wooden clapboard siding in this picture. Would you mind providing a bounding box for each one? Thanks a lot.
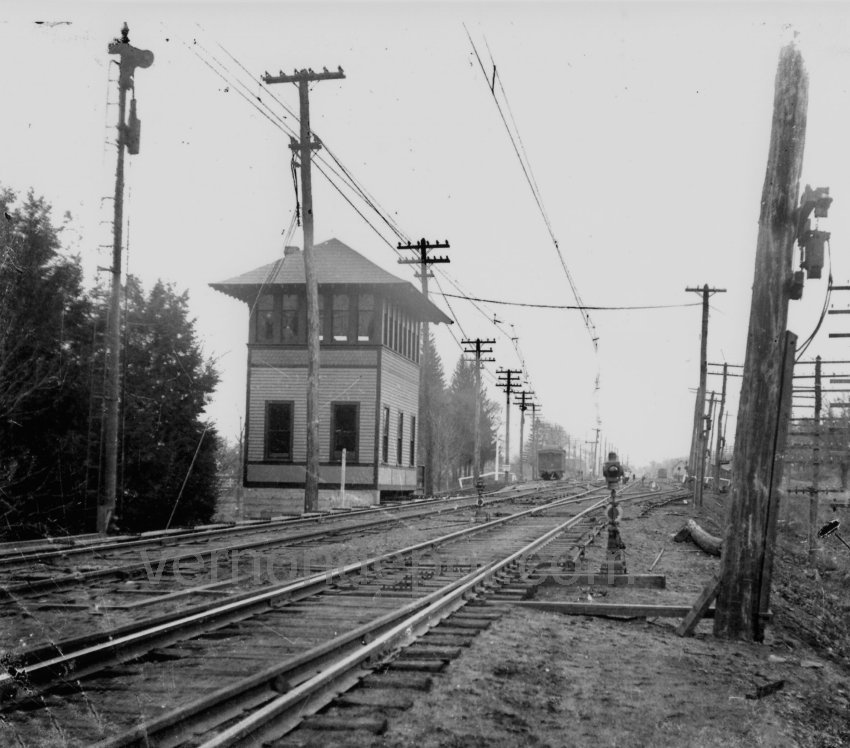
[247,364,377,464]
[250,346,379,369]
[247,463,374,486]
[379,349,420,471]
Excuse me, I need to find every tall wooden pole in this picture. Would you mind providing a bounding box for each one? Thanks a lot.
[714,364,728,489]
[462,338,494,486]
[262,67,345,513]
[399,239,449,496]
[100,24,153,533]
[715,44,808,641]
[497,369,522,482]
[686,284,727,480]
[695,391,715,507]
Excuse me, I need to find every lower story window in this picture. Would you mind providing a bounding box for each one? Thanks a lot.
[332,402,359,462]
[409,415,416,467]
[266,402,293,461]
[382,406,390,463]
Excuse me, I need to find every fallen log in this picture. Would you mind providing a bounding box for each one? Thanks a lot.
[673,519,723,556]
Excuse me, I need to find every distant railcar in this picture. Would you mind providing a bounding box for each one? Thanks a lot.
[657,468,668,480]
[537,447,567,480]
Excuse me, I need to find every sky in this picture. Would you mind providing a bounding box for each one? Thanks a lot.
[2,1,850,470]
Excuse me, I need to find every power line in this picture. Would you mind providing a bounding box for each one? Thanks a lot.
[439,292,702,311]
[464,24,598,352]
[185,30,534,381]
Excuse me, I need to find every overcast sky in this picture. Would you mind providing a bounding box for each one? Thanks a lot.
[2,1,849,469]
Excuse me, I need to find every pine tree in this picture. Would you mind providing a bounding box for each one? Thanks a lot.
[445,357,498,484]
[0,188,93,537]
[102,277,221,531]
[418,332,447,494]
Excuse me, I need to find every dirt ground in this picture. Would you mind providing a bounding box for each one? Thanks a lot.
[361,490,850,747]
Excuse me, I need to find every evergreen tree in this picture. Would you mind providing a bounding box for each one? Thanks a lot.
[418,332,447,494]
[104,276,221,531]
[0,188,93,537]
[445,357,498,483]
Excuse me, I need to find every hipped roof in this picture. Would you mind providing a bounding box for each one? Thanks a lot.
[210,238,452,324]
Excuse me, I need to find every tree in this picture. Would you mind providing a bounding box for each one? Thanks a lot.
[418,332,447,494]
[0,188,93,537]
[445,357,498,483]
[100,276,221,531]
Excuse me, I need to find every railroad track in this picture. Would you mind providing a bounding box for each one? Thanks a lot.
[0,481,574,603]
[0,483,592,659]
[0,483,680,746]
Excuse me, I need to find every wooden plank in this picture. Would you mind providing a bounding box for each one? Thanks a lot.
[676,575,722,637]
[336,689,415,709]
[532,573,666,589]
[300,715,387,733]
[511,601,715,619]
[360,672,432,691]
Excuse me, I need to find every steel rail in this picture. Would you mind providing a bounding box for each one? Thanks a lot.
[141,497,609,748]
[0,483,545,566]
[0,485,608,699]
[0,483,574,600]
[96,486,679,747]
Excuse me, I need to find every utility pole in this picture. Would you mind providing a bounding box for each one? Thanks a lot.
[686,284,727,485]
[714,44,809,642]
[399,238,450,495]
[528,402,541,479]
[263,66,345,513]
[462,338,495,487]
[514,390,534,481]
[714,364,728,490]
[695,391,716,508]
[100,24,153,534]
[809,355,822,562]
[496,368,522,482]
[593,428,601,478]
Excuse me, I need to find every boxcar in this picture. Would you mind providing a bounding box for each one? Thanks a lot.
[537,447,567,480]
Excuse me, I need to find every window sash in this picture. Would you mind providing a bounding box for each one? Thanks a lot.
[265,401,293,460]
[332,402,358,461]
[382,406,390,463]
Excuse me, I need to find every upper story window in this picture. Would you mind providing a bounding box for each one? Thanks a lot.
[282,293,301,343]
[358,294,375,342]
[257,294,278,344]
[379,299,420,363]
[332,294,350,341]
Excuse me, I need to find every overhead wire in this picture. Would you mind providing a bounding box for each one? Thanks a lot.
[465,25,599,352]
[184,30,537,386]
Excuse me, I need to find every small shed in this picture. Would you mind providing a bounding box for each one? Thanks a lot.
[210,238,452,515]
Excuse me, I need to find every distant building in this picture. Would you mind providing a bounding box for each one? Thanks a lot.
[211,239,452,516]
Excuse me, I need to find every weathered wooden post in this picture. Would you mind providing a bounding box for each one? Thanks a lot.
[714,44,808,641]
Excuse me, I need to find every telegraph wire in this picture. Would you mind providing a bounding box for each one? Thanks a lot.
[438,292,703,311]
[464,24,599,352]
[185,30,533,379]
